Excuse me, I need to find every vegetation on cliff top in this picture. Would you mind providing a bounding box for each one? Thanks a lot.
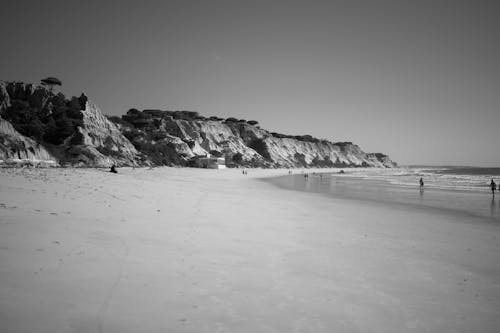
[1,88,85,145]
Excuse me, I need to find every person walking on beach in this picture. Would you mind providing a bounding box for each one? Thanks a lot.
[419,177,424,188]
[490,179,497,196]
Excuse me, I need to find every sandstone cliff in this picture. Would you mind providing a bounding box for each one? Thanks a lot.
[117,109,397,168]
[0,80,396,168]
[65,96,141,166]
[0,81,141,167]
[0,117,58,166]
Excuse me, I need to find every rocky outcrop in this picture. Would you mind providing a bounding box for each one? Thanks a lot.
[1,81,52,111]
[0,81,141,167]
[116,109,397,168]
[64,96,141,166]
[0,117,58,166]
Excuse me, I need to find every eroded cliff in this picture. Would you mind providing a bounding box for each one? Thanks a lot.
[0,80,396,168]
[0,81,141,166]
[116,109,397,168]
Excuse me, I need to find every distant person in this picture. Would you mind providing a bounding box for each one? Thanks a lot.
[419,177,424,188]
[490,179,497,196]
[110,164,117,174]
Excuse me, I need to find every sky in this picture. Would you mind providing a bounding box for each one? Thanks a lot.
[1,0,499,166]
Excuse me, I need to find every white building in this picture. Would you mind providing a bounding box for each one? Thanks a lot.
[195,154,226,169]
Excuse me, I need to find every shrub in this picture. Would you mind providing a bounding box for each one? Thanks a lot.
[134,141,185,166]
[247,120,259,125]
[107,115,123,124]
[172,111,199,120]
[96,145,124,158]
[209,150,223,157]
[183,139,195,148]
[122,127,143,141]
[232,152,243,164]
[249,138,271,160]
[152,131,168,141]
[311,155,335,168]
[294,152,307,167]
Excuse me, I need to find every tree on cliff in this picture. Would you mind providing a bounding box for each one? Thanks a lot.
[232,152,243,164]
[40,77,62,92]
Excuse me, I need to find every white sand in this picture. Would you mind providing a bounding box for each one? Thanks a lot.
[0,167,499,333]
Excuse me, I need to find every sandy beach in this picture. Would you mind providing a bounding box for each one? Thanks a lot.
[1,167,499,333]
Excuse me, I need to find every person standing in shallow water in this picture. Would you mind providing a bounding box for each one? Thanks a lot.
[490,179,497,196]
[419,177,424,188]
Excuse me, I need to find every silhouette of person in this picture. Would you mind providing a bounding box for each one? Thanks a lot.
[490,179,497,196]
[419,177,424,188]
[110,164,117,174]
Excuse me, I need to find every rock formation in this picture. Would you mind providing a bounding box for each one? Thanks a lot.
[0,117,58,166]
[115,109,397,168]
[64,95,141,166]
[0,80,397,168]
[0,81,141,167]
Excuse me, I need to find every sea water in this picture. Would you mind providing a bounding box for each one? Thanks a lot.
[269,167,500,221]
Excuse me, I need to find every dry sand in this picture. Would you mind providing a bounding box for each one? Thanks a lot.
[0,167,499,333]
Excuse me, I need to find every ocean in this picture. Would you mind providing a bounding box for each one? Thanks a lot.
[268,166,500,221]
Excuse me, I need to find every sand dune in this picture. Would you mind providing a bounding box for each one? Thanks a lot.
[1,167,499,332]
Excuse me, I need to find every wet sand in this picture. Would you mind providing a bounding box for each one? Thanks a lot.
[269,173,500,221]
[1,167,499,332]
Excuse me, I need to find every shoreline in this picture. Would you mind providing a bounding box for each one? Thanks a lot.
[1,167,499,332]
[265,172,500,222]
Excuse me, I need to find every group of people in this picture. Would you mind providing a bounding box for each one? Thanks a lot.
[420,177,498,196]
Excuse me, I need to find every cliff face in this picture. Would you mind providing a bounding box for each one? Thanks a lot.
[0,81,141,167]
[66,97,141,166]
[0,80,396,168]
[0,81,56,165]
[0,117,58,166]
[118,110,397,168]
